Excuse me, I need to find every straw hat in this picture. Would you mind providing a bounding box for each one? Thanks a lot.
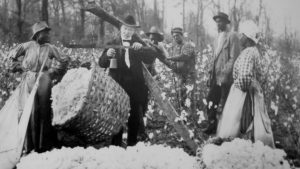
[31,21,51,40]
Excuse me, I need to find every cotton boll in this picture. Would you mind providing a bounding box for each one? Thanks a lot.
[51,68,92,125]
[18,143,199,169]
[200,138,291,169]
[202,144,219,166]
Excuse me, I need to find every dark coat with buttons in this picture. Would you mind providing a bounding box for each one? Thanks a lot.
[210,31,241,86]
[98,35,156,105]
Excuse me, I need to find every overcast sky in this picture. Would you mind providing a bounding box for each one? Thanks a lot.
[148,0,300,38]
[264,0,300,36]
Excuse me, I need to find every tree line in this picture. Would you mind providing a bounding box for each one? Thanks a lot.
[0,0,298,52]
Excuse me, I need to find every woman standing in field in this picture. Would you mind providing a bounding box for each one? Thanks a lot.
[217,20,275,148]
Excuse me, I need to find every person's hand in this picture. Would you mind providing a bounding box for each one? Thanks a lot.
[251,79,262,93]
[132,42,143,50]
[48,68,57,80]
[157,43,168,55]
[10,62,23,73]
[216,104,223,115]
[107,48,116,58]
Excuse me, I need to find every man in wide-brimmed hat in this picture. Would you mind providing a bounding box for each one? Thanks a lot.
[146,26,164,43]
[166,27,196,109]
[99,15,158,146]
[8,21,70,153]
[135,26,169,141]
[203,12,241,134]
[143,26,165,75]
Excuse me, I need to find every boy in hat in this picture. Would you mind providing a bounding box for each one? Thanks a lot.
[99,15,157,146]
[167,27,196,109]
[204,12,240,134]
[9,21,70,153]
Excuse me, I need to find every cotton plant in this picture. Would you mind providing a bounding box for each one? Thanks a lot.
[196,110,206,124]
[0,43,299,165]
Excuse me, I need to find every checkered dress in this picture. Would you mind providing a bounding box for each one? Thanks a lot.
[233,47,262,91]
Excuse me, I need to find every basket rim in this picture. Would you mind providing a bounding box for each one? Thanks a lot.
[53,65,130,126]
[53,65,131,141]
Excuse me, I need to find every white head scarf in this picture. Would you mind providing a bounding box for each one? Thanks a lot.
[239,20,260,44]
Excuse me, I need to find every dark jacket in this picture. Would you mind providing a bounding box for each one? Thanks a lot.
[168,41,196,75]
[99,35,156,104]
[210,31,240,86]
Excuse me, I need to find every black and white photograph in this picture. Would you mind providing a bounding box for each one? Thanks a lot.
[0,0,299,168]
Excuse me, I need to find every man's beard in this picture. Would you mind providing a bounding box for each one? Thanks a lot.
[218,25,227,32]
[37,36,50,44]
[175,39,183,44]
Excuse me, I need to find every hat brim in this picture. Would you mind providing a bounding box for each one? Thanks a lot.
[145,32,164,42]
[213,16,230,24]
[31,27,51,40]
[171,30,183,35]
[244,34,259,44]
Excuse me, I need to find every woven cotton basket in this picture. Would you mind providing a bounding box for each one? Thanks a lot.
[52,65,130,144]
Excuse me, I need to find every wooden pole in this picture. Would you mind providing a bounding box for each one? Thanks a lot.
[142,64,198,153]
[84,3,198,154]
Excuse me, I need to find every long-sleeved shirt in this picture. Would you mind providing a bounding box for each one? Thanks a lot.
[167,41,195,75]
[233,46,264,91]
[9,41,69,73]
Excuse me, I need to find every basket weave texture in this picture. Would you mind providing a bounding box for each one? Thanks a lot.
[54,65,130,144]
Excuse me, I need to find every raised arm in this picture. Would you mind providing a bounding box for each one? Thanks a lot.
[49,45,70,79]
[167,43,195,62]
[98,48,111,68]
[137,46,157,64]
[8,42,31,61]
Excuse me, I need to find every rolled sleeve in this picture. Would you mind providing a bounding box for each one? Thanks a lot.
[50,46,70,72]
[9,42,31,61]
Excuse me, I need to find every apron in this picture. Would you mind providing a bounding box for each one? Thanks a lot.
[217,84,275,148]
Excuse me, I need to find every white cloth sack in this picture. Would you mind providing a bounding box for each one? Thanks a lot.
[217,85,247,138]
[0,72,36,169]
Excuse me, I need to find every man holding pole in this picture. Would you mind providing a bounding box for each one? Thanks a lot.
[98,15,158,146]
[144,26,167,75]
